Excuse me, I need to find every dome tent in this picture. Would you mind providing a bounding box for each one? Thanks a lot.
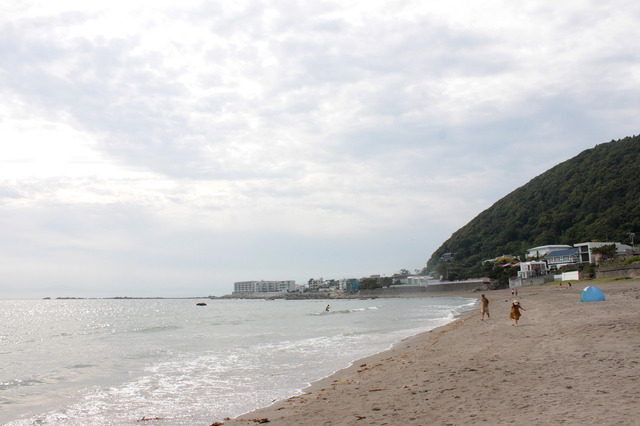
[580,286,605,302]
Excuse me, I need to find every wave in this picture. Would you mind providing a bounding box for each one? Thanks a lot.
[132,324,183,334]
[308,306,380,316]
[0,378,44,391]
[68,364,94,369]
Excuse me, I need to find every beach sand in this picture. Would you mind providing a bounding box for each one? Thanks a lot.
[221,280,640,425]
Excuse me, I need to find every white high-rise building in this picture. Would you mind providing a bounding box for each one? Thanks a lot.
[233,280,296,294]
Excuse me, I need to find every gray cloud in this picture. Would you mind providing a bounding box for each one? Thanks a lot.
[1,1,639,297]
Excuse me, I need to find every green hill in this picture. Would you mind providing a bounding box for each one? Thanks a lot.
[426,135,640,281]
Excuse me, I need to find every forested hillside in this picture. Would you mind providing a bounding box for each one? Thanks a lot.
[426,135,640,280]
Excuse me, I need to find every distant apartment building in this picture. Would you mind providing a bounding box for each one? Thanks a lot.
[233,280,296,294]
[234,281,256,294]
[338,278,359,293]
[308,278,324,291]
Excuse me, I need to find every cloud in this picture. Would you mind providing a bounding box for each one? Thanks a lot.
[0,0,639,297]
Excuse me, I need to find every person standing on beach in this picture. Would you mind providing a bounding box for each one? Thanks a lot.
[480,294,490,320]
[510,300,525,326]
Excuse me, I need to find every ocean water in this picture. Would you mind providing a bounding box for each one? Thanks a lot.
[0,297,475,425]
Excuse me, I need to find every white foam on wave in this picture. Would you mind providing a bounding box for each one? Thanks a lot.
[4,297,476,425]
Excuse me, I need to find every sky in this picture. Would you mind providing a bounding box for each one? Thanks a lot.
[1,0,639,298]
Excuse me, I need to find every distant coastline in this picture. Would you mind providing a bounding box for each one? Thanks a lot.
[47,283,486,301]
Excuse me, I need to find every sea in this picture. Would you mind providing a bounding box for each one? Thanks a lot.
[0,296,476,425]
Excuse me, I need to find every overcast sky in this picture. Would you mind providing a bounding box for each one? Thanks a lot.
[1,0,638,298]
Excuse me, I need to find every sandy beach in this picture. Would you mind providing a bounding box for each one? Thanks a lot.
[220,280,640,425]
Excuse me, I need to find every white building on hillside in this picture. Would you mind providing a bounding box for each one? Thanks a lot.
[574,242,633,264]
[526,245,573,258]
[546,248,579,269]
[517,261,549,279]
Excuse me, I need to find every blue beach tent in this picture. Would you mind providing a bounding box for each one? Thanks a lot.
[580,286,605,302]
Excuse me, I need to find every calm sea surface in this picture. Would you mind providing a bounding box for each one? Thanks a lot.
[0,297,475,425]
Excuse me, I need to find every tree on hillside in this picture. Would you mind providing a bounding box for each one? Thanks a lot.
[591,244,617,262]
[359,277,393,290]
[379,277,393,288]
[396,269,410,277]
[358,277,382,290]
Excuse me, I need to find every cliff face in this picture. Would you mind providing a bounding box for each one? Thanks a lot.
[427,135,640,278]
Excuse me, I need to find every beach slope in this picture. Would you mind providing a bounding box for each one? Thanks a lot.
[223,280,640,425]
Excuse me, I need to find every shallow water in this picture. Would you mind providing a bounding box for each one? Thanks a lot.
[0,297,475,425]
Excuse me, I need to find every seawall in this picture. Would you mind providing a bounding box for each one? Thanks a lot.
[596,264,640,279]
[358,280,488,296]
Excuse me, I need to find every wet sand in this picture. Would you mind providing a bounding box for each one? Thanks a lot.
[221,280,640,425]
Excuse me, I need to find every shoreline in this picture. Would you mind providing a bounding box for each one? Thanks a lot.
[221,280,640,425]
[220,288,481,423]
[226,291,479,422]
